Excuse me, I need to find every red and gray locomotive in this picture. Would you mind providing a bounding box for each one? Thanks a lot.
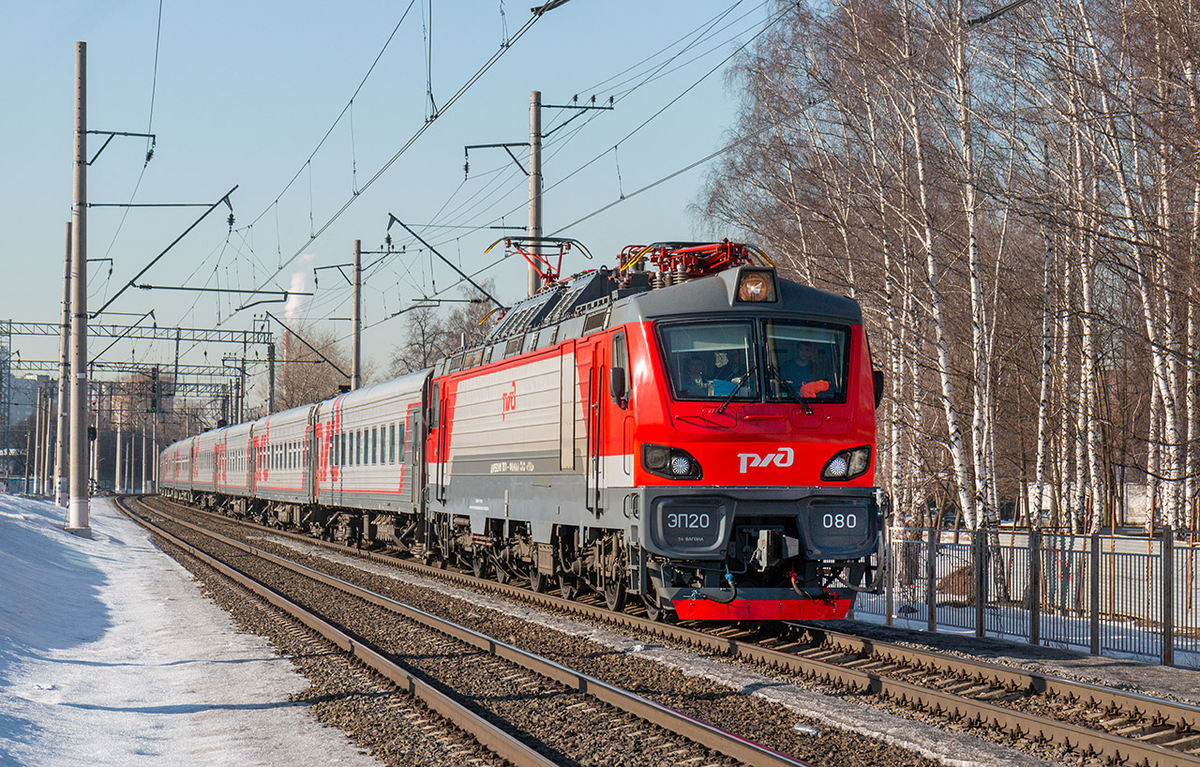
[159,241,885,620]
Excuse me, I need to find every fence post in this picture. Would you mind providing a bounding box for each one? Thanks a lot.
[1090,532,1100,655]
[926,527,938,633]
[975,528,986,637]
[1029,528,1040,645]
[885,525,894,627]
[1163,526,1175,666]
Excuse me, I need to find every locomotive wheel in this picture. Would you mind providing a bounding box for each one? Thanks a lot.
[493,563,511,585]
[604,579,627,612]
[529,566,548,593]
[642,578,664,622]
[472,554,490,580]
[558,573,579,600]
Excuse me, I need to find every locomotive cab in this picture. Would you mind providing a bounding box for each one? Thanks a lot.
[617,257,884,620]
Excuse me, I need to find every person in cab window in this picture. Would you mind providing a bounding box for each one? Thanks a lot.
[782,341,830,398]
[684,355,708,396]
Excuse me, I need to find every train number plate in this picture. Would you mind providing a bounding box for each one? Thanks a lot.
[656,498,726,551]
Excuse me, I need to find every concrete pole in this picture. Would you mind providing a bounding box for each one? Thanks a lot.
[67,41,90,533]
[42,388,54,494]
[241,357,248,422]
[267,342,275,413]
[352,239,361,390]
[33,384,44,494]
[151,413,157,493]
[527,90,543,297]
[114,424,122,494]
[56,222,71,506]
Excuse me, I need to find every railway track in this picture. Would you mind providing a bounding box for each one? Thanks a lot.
[136,495,1200,766]
[120,495,810,767]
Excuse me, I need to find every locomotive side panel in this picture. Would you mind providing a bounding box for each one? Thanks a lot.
[437,346,585,537]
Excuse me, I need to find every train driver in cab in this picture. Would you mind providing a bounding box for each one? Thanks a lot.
[779,340,830,398]
[683,355,709,396]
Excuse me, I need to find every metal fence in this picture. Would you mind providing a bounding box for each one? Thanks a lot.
[855,527,1200,667]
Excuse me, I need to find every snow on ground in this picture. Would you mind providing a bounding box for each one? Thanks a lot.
[0,495,380,767]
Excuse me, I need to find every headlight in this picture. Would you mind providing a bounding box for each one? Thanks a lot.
[821,446,871,481]
[735,268,777,302]
[642,443,702,480]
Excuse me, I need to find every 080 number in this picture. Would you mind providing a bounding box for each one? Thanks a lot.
[822,513,857,530]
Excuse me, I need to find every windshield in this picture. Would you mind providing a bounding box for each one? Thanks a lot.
[765,321,847,402]
[660,321,759,401]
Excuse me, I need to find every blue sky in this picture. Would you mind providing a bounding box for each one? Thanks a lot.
[1,1,768,398]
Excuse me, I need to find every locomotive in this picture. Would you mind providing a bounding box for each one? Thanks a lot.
[158,241,885,621]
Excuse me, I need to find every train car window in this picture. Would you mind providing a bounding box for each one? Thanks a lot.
[399,420,407,462]
[389,424,396,464]
[763,321,849,404]
[333,433,340,467]
[659,321,758,401]
[372,427,378,465]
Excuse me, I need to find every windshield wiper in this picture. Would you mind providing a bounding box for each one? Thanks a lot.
[767,363,814,415]
[716,364,755,414]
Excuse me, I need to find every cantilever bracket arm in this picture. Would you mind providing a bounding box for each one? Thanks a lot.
[262,310,351,380]
[91,186,239,318]
[386,214,506,311]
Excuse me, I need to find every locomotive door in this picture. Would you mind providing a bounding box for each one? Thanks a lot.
[431,382,447,505]
[585,342,604,514]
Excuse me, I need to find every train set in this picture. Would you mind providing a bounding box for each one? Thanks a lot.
[158,241,885,621]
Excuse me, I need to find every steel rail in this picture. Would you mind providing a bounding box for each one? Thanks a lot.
[149,496,1200,767]
[788,623,1200,734]
[130,498,812,767]
[117,498,556,767]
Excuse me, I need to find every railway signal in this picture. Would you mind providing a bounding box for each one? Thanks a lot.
[148,366,159,413]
